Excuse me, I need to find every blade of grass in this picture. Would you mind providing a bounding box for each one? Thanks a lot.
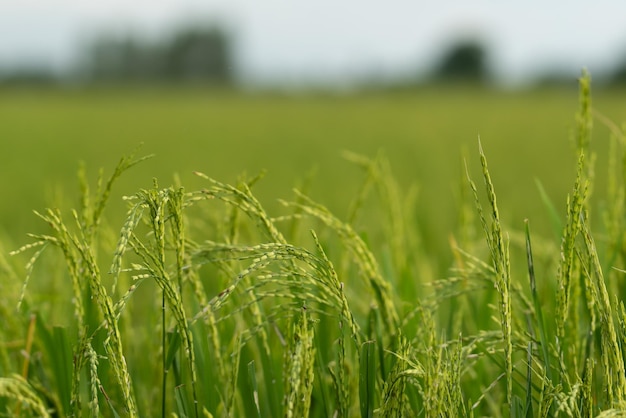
[0,375,50,417]
[51,326,73,416]
[524,220,553,383]
[175,384,190,418]
[466,139,513,409]
[247,361,262,418]
[359,340,377,418]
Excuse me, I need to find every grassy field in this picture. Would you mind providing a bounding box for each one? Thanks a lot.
[3,84,625,253]
[2,77,626,416]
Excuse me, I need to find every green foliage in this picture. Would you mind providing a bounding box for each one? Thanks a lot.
[433,39,489,82]
[3,72,626,417]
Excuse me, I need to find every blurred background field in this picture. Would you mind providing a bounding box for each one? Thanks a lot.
[2,84,626,274]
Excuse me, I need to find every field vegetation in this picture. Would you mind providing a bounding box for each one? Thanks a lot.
[2,73,626,416]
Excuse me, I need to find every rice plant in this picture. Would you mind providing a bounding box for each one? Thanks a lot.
[2,71,626,417]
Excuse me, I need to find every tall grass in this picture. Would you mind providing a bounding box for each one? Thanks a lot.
[2,71,626,416]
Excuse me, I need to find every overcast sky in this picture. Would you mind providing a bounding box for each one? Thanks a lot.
[1,1,626,86]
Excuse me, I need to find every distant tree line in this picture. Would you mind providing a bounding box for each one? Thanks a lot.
[3,27,626,88]
[82,25,233,83]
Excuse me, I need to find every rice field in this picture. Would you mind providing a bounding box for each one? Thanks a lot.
[4,83,624,250]
[2,74,626,416]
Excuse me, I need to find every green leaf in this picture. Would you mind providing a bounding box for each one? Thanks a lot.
[247,361,262,418]
[52,326,73,415]
[165,331,182,371]
[359,340,377,418]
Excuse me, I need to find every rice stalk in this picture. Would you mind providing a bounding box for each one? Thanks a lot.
[84,147,154,241]
[556,145,589,383]
[128,205,199,418]
[72,336,102,417]
[466,140,513,408]
[195,173,287,415]
[0,374,50,417]
[23,207,138,415]
[282,192,399,332]
[191,237,359,342]
[310,230,360,344]
[11,149,151,415]
[189,235,357,415]
[379,336,416,417]
[10,241,48,312]
[580,217,626,404]
[109,201,145,293]
[343,151,420,280]
[581,357,594,417]
[283,308,316,418]
[421,332,464,415]
[194,172,286,244]
[188,177,361,414]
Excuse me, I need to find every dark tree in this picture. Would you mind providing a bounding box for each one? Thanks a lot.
[164,27,232,82]
[434,40,489,82]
